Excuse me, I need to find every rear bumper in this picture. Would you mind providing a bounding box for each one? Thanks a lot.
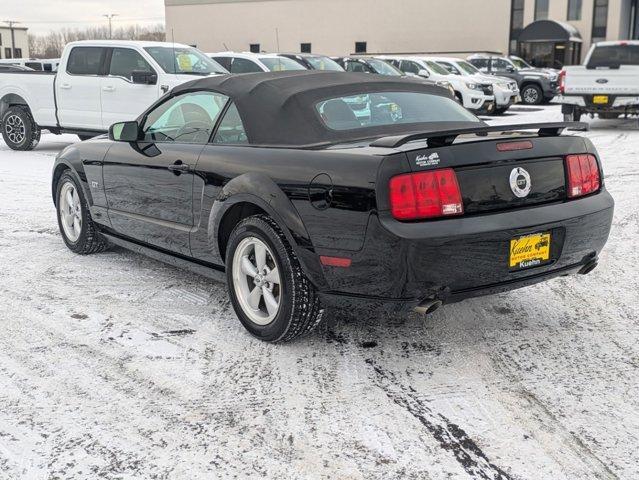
[316,191,614,311]
[557,94,639,112]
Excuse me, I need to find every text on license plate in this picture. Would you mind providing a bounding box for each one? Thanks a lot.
[593,95,609,104]
[509,232,551,269]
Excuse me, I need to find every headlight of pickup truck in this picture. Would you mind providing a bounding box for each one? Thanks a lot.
[466,82,481,90]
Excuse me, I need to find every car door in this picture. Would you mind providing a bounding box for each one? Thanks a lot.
[101,47,161,129]
[103,90,229,256]
[56,46,106,130]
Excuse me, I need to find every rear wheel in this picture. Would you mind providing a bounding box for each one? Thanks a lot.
[56,172,109,254]
[1,105,41,151]
[226,214,323,342]
[521,84,543,105]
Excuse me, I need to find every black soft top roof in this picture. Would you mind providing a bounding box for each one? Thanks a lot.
[171,71,463,148]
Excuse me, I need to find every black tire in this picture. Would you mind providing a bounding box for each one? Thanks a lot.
[521,84,543,105]
[226,214,323,343]
[1,105,41,151]
[493,106,509,115]
[454,92,463,105]
[55,171,109,255]
[563,109,582,122]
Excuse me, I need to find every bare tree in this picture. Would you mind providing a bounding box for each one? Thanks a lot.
[28,24,165,58]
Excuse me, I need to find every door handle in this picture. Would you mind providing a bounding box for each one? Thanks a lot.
[102,86,116,92]
[168,160,191,175]
[59,83,72,89]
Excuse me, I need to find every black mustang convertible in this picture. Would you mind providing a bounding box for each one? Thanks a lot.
[52,71,614,342]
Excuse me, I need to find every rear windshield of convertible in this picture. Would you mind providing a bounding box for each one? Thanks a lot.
[316,91,479,130]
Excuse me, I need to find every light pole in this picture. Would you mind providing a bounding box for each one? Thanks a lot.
[102,14,119,39]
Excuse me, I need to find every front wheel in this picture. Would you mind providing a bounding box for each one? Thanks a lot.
[1,105,41,151]
[226,214,323,342]
[493,106,509,115]
[521,84,543,105]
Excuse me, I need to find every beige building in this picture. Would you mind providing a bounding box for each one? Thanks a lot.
[0,25,29,59]
[165,0,638,67]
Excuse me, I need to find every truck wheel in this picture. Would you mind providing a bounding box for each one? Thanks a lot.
[521,84,543,105]
[493,106,510,115]
[563,109,582,122]
[226,214,323,343]
[55,171,109,255]
[1,105,41,151]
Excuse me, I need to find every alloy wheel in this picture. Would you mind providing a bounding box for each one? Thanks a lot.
[232,236,281,325]
[59,182,83,242]
[4,114,26,144]
[523,87,539,104]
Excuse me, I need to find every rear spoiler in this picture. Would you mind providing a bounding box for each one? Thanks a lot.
[370,122,589,148]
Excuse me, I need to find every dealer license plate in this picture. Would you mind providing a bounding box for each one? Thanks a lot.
[593,95,609,104]
[509,232,551,270]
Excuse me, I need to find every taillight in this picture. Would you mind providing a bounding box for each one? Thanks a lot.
[565,154,600,198]
[389,169,463,220]
[558,70,566,94]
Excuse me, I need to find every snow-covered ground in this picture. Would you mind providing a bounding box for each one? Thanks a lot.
[0,104,637,480]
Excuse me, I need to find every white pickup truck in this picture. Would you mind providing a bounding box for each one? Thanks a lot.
[557,41,639,121]
[0,40,228,150]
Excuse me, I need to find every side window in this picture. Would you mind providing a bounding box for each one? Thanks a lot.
[142,91,228,144]
[231,58,263,73]
[211,103,248,145]
[25,62,43,71]
[346,61,367,73]
[109,48,154,81]
[471,58,489,69]
[400,60,420,74]
[67,47,105,75]
[493,59,511,71]
[213,56,232,71]
[438,62,460,75]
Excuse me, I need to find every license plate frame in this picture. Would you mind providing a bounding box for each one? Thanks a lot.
[509,232,552,270]
[593,95,609,105]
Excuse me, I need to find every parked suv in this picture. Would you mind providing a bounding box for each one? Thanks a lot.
[208,52,306,73]
[431,57,520,114]
[468,54,559,105]
[379,55,495,114]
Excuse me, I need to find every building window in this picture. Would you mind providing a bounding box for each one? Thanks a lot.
[633,0,639,39]
[300,43,311,53]
[567,0,582,20]
[5,48,12,59]
[591,0,609,42]
[509,0,525,54]
[249,43,260,53]
[14,48,22,58]
[355,41,367,54]
[535,0,549,20]
[0,33,3,45]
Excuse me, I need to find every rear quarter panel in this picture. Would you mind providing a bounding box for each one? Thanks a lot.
[0,72,57,126]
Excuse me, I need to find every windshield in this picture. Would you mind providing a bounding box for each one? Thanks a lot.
[425,61,450,75]
[366,59,403,76]
[316,91,479,131]
[306,56,344,71]
[260,56,306,72]
[588,45,639,67]
[511,57,531,69]
[457,61,480,75]
[144,46,227,75]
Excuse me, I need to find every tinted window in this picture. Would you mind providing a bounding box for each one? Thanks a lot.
[469,58,489,69]
[493,58,513,71]
[400,60,420,74]
[437,61,460,75]
[109,48,153,81]
[231,58,263,73]
[67,47,105,75]
[346,60,370,73]
[260,57,306,71]
[588,44,639,67]
[316,91,479,131]
[212,56,232,71]
[24,62,43,71]
[143,92,228,144]
[212,103,248,144]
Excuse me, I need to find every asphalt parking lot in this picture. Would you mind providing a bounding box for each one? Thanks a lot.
[0,104,637,479]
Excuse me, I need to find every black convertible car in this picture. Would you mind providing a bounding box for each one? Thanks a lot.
[52,71,614,342]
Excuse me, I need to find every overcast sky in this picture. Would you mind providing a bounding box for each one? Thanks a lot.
[2,0,166,35]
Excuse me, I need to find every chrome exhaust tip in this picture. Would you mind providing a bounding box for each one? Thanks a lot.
[414,299,443,315]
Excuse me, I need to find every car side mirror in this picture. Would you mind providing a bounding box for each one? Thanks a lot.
[109,121,140,142]
[506,65,516,73]
[417,69,430,78]
[131,70,158,85]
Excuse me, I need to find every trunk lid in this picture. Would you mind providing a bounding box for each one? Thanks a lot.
[563,65,639,95]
